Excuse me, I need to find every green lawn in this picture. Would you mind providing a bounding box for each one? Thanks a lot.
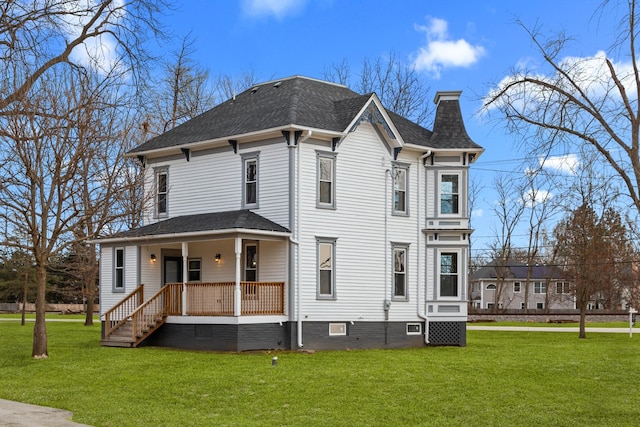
[1,321,639,426]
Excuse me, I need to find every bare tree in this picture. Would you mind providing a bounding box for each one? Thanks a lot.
[214,69,262,101]
[484,0,640,217]
[0,0,170,113]
[489,175,527,309]
[323,52,433,126]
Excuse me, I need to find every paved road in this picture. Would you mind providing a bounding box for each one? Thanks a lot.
[0,399,91,427]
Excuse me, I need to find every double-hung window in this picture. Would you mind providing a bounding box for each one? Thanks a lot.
[317,152,336,208]
[242,153,259,208]
[244,243,257,282]
[439,252,459,297]
[188,259,201,282]
[114,248,124,292]
[393,164,409,215]
[317,238,336,299]
[514,282,521,293]
[556,282,569,294]
[440,174,459,215]
[392,245,408,299]
[534,282,546,294]
[155,167,168,218]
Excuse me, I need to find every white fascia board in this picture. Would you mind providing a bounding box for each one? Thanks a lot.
[94,228,291,245]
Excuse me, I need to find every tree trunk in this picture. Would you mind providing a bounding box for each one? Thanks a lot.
[84,289,94,326]
[578,302,587,339]
[21,270,28,326]
[32,264,48,358]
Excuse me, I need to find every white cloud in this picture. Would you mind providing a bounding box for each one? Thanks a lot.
[539,154,579,175]
[524,188,553,208]
[412,17,485,79]
[471,208,484,219]
[241,0,306,19]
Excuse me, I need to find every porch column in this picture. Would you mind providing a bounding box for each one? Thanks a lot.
[182,242,188,316]
[234,237,242,316]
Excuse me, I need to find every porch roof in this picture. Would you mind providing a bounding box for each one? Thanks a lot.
[99,210,290,243]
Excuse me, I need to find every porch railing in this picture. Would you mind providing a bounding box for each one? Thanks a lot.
[166,282,284,316]
[104,284,144,339]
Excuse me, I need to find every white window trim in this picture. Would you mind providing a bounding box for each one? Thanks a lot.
[241,152,259,209]
[534,281,547,294]
[406,323,422,335]
[556,281,569,294]
[154,166,169,218]
[113,247,125,293]
[187,258,202,282]
[392,163,410,216]
[438,171,462,217]
[317,237,337,300]
[437,249,461,300]
[513,282,521,293]
[392,243,409,301]
[329,323,346,336]
[316,151,337,209]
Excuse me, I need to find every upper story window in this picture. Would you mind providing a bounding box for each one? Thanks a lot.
[393,164,409,215]
[439,251,459,298]
[242,153,259,208]
[392,245,408,299]
[114,248,124,292]
[317,237,336,299]
[514,282,521,293]
[155,167,168,218]
[440,173,459,215]
[534,282,546,294]
[556,282,569,294]
[317,151,336,209]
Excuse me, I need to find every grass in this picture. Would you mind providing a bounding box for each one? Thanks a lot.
[1,322,640,426]
[469,320,633,328]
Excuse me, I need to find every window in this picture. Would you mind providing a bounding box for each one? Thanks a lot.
[242,153,259,208]
[487,303,494,309]
[537,302,544,309]
[317,238,336,299]
[317,152,336,208]
[406,323,422,335]
[187,259,201,282]
[556,282,569,294]
[392,246,408,299]
[244,243,257,281]
[155,167,168,217]
[534,282,546,294]
[440,252,459,297]
[114,248,124,291]
[393,165,409,215]
[329,323,346,336]
[440,174,459,214]
[486,283,496,290]
[521,302,525,309]
[514,282,521,293]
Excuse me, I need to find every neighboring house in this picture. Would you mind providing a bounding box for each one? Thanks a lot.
[98,75,483,351]
[470,260,574,310]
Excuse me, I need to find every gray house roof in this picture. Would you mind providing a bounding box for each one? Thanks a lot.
[130,75,481,154]
[103,210,289,242]
[472,260,566,281]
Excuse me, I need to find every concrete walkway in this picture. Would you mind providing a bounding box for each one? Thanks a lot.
[468,325,639,333]
[0,399,92,427]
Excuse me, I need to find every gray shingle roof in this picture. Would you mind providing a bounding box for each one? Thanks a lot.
[472,260,566,281]
[109,210,289,240]
[130,75,481,154]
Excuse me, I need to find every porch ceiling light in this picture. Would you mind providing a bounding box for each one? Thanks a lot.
[150,254,157,263]
[215,253,221,262]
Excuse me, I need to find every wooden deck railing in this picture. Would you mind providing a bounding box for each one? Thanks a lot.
[166,282,285,316]
[129,285,171,341]
[104,285,144,339]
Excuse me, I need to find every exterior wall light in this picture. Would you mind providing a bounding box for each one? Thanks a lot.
[150,254,157,263]
[215,253,221,262]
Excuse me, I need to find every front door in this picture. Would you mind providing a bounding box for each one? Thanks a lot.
[164,256,183,285]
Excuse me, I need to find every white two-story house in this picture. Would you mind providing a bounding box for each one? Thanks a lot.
[98,76,483,351]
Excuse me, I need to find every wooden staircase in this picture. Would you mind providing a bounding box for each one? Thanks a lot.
[101,285,173,348]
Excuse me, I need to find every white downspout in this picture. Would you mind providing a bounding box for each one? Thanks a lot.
[295,130,312,348]
[416,151,431,344]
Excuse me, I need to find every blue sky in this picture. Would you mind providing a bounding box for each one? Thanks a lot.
[155,0,616,257]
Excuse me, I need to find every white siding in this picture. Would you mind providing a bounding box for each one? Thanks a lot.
[143,138,289,227]
[99,245,138,315]
[297,124,423,322]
